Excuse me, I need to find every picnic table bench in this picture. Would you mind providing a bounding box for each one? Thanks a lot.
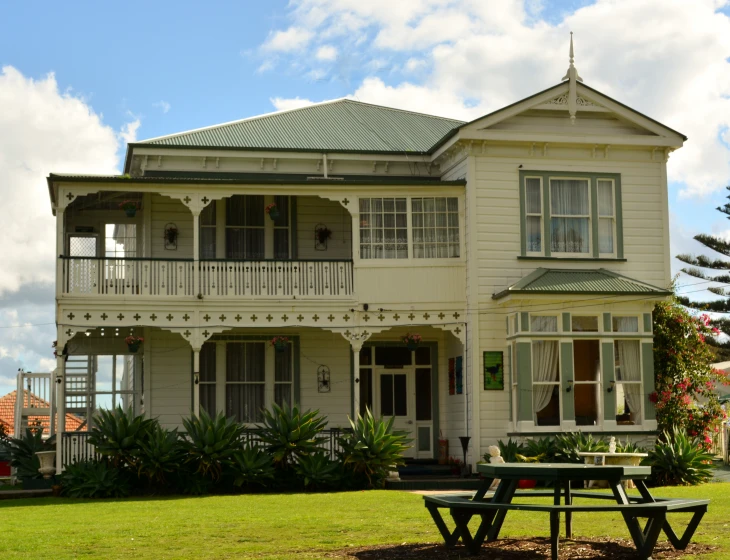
[424,463,709,560]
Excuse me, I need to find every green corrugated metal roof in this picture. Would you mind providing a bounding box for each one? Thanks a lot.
[492,268,672,299]
[140,99,464,153]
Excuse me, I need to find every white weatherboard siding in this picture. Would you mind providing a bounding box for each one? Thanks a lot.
[296,196,352,260]
[489,110,649,136]
[472,152,670,451]
[442,331,466,459]
[148,329,192,429]
[442,157,468,181]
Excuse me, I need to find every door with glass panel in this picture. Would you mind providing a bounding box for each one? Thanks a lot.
[377,369,416,458]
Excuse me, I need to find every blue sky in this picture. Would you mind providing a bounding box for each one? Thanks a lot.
[0,0,729,381]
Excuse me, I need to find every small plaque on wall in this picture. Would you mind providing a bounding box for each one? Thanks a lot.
[483,351,504,390]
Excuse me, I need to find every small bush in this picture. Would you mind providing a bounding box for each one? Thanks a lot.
[181,410,244,481]
[295,452,339,490]
[136,423,185,486]
[7,428,55,479]
[554,432,608,463]
[259,402,328,469]
[615,439,645,454]
[646,429,715,486]
[88,406,157,469]
[60,459,133,498]
[231,445,275,490]
[492,438,526,463]
[520,436,559,463]
[339,409,410,489]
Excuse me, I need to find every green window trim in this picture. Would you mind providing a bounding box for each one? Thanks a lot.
[519,170,623,260]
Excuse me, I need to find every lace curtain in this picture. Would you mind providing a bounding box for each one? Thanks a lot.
[532,341,559,415]
[226,342,265,422]
[615,317,641,419]
[550,179,589,253]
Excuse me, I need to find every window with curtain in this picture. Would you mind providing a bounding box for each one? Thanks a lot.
[272,195,290,259]
[200,201,217,259]
[226,342,265,423]
[550,179,590,253]
[274,343,293,406]
[199,342,216,417]
[532,340,560,426]
[531,315,558,332]
[359,198,408,259]
[226,195,265,259]
[614,317,642,424]
[411,197,460,258]
[598,180,615,255]
[525,178,543,253]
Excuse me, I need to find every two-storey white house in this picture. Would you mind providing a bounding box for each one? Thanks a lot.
[49,51,682,468]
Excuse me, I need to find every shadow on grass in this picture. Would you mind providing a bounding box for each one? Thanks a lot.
[336,537,716,559]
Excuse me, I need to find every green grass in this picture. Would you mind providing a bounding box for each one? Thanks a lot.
[0,484,727,559]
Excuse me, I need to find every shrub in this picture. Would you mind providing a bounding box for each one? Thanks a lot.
[520,436,559,463]
[7,428,55,479]
[339,409,410,489]
[646,429,715,486]
[295,452,339,490]
[181,410,244,481]
[136,423,184,486]
[554,432,608,463]
[615,439,645,454]
[492,438,527,463]
[231,445,275,490]
[258,402,328,469]
[88,406,157,469]
[60,459,133,498]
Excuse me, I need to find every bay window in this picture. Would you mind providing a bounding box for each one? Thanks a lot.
[520,171,622,259]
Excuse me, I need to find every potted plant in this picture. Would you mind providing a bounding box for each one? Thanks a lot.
[119,200,139,217]
[164,225,178,245]
[402,333,422,351]
[270,336,289,353]
[125,335,144,353]
[448,456,463,476]
[265,202,280,221]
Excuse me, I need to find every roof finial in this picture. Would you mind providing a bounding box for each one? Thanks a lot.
[561,32,583,124]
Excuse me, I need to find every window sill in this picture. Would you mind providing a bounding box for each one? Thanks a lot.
[354,258,465,268]
[508,429,657,437]
[518,256,627,263]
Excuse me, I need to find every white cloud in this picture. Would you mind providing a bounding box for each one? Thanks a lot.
[404,57,427,72]
[262,26,314,52]
[262,0,730,198]
[316,45,338,61]
[153,100,171,113]
[270,96,319,111]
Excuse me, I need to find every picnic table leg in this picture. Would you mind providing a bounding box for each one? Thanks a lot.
[550,510,560,560]
[485,479,518,542]
[426,504,461,548]
[564,480,572,539]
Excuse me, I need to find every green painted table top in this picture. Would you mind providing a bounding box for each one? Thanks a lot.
[477,462,651,481]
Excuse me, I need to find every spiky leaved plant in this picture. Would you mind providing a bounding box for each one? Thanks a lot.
[646,429,714,486]
[258,402,328,469]
[181,409,244,481]
[231,444,276,490]
[88,405,157,469]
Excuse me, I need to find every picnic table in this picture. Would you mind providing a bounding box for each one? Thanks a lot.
[424,462,708,560]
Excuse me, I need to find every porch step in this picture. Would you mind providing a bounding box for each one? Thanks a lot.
[398,463,453,477]
[385,477,482,491]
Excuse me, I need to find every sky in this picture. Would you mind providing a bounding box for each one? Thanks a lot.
[1,0,730,391]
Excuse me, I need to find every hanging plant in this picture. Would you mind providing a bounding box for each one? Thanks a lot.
[265,203,280,221]
[125,335,144,353]
[270,336,289,353]
[119,200,139,217]
[402,333,422,351]
[164,226,178,244]
[316,226,332,245]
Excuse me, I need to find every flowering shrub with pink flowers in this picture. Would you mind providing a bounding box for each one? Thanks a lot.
[652,299,728,449]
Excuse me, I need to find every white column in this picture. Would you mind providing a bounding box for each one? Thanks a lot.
[215,341,226,415]
[55,355,66,473]
[353,350,361,418]
[193,210,200,297]
[193,348,200,416]
[55,207,65,297]
[264,195,274,259]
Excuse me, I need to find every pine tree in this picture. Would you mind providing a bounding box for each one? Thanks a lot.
[676,185,730,357]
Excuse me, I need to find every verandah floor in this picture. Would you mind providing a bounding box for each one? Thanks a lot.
[0,485,727,559]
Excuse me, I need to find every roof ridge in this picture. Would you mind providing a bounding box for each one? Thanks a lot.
[138,98,465,145]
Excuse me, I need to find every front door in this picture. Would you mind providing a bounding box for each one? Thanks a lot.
[376,367,433,459]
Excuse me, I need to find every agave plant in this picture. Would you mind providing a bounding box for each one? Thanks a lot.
[59,459,132,498]
[231,444,275,489]
[181,409,244,481]
[7,428,56,479]
[295,452,340,490]
[519,436,559,463]
[615,439,645,454]
[88,406,157,469]
[136,424,184,486]
[646,429,714,486]
[554,432,608,463]
[492,438,527,463]
[258,402,328,468]
[339,409,411,488]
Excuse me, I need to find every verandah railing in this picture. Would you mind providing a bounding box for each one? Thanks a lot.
[61,257,354,298]
[61,428,351,468]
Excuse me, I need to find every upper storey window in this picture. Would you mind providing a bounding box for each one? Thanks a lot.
[520,171,622,259]
[359,196,461,260]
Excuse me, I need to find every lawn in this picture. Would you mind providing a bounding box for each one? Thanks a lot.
[0,483,727,559]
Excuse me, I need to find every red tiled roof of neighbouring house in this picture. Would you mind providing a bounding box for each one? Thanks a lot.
[0,391,85,434]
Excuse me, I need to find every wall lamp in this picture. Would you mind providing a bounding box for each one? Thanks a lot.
[566,380,573,393]
[607,380,616,393]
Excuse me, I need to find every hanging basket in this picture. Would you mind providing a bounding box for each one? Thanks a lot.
[402,333,422,351]
[406,341,419,351]
[124,207,137,217]
[268,208,280,221]
[270,336,289,353]
[127,342,141,353]
[125,335,144,353]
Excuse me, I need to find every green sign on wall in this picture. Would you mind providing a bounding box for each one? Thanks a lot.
[483,351,504,390]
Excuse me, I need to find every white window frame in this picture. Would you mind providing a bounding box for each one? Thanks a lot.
[524,177,544,257]
[531,339,562,427]
[597,179,617,258]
